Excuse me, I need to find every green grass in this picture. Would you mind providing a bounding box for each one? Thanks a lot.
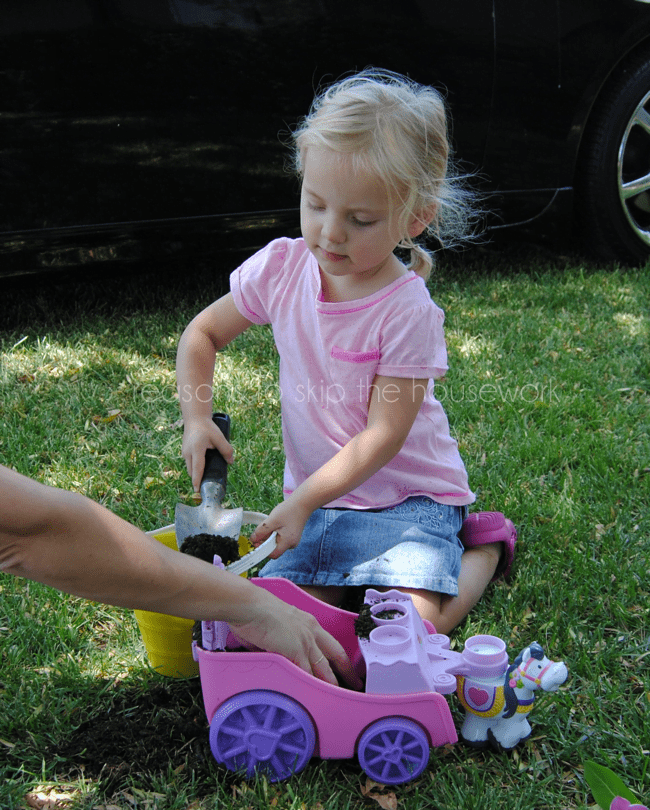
[1,248,648,809]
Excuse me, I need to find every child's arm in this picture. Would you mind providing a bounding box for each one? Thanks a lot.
[176,293,253,492]
[251,375,427,556]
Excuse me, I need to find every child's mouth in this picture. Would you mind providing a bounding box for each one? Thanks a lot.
[322,249,347,262]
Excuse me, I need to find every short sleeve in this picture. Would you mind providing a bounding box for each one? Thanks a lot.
[229,238,290,325]
[376,302,448,379]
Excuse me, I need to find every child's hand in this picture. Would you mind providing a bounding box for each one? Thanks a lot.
[181,416,235,493]
[249,497,313,558]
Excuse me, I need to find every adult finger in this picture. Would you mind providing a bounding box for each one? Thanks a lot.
[316,631,363,690]
[298,629,363,690]
[307,649,339,687]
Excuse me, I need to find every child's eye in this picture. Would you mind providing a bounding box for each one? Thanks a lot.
[352,217,376,227]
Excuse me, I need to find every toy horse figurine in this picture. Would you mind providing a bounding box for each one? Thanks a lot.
[457,641,568,751]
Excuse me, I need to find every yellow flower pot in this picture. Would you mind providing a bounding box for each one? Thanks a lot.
[134,513,265,677]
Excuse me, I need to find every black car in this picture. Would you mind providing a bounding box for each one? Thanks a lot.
[1,0,650,279]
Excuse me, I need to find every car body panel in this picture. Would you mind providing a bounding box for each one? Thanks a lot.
[1,0,649,277]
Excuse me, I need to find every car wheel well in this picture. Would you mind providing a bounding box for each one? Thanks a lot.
[575,43,650,264]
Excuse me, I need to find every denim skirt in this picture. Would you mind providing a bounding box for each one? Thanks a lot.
[258,496,466,595]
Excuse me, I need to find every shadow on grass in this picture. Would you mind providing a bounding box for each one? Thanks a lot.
[0,253,241,335]
[1,240,609,336]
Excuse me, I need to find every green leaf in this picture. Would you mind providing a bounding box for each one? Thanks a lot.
[584,761,638,809]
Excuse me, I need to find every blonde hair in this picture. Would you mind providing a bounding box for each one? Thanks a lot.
[293,68,478,280]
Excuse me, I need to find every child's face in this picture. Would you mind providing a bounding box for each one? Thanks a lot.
[300,146,411,289]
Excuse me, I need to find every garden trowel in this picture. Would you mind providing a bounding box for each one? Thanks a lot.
[174,412,244,550]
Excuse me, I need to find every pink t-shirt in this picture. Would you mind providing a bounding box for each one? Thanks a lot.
[230,238,475,508]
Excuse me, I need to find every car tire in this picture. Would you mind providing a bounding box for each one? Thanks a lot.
[577,49,650,265]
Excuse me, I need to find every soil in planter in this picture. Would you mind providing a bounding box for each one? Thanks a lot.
[179,532,241,565]
[354,600,404,639]
[354,604,376,640]
[374,608,405,621]
[179,533,242,647]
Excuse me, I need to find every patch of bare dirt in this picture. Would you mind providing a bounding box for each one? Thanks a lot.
[50,679,226,795]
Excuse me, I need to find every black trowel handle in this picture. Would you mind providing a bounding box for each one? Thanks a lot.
[201,412,230,488]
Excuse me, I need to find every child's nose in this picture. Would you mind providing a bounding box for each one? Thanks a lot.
[322,214,345,244]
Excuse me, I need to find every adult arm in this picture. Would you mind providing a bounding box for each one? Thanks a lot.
[0,465,361,688]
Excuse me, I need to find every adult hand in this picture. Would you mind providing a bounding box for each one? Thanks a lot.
[229,588,362,689]
[181,416,234,493]
[249,497,312,558]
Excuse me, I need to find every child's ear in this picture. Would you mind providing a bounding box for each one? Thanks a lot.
[407,205,437,238]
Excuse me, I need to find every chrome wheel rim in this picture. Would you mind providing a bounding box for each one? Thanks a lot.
[618,89,650,248]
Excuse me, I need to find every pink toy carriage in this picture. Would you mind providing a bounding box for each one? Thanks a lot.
[192,578,568,784]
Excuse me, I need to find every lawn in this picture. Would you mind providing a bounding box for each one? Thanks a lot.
[0,247,648,810]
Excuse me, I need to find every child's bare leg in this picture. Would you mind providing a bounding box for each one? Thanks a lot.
[302,542,502,627]
[300,584,345,606]
[396,543,503,634]
[390,588,442,626]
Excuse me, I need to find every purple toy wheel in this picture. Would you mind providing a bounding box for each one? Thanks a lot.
[357,717,430,785]
[209,690,316,782]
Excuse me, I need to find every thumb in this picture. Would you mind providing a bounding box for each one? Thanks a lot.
[250,522,273,547]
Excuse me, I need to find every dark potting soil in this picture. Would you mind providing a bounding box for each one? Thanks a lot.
[354,604,375,640]
[50,679,226,795]
[374,608,405,621]
[179,532,241,565]
[179,533,242,648]
[48,541,246,793]
[354,600,403,639]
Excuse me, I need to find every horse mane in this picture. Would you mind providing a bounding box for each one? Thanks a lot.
[525,641,545,661]
[502,642,545,719]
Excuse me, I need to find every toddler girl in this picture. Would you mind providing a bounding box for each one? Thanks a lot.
[176,69,515,634]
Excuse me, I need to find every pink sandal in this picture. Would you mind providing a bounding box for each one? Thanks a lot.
[459,511,517,579]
